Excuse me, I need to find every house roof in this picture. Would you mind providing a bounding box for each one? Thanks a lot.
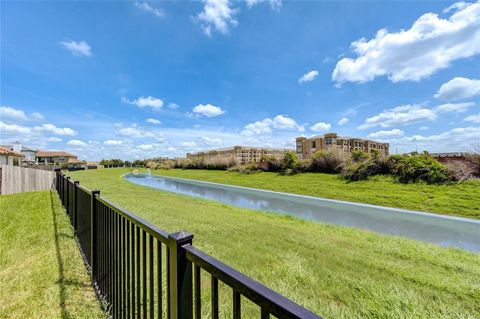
[0,147,24,157]
[36,150,76,157]
[68,158,86,164]
[0,144,36,152]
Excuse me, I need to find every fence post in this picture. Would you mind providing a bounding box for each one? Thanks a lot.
[54,169,60,191]
[168,231,194,319]
[66,176,71,214]
[73,181,79,230]
[91,189,100,278]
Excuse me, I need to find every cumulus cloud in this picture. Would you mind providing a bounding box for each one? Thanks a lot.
[192,104,225,117]
[310,122,331,132]
[47,137,62,142]
[137,144,154,151]
[367,129,404,139]
[104,139,123,145]
[435,77,480,100]
[338,117,349,126]
[168,103,179,109]
[434,102,474,113]
[246,0,282,10]
[0,106,44,121]
[122,96,164,111]
[34,123,76,136]
[298,70,319,83]
[134,2,164,17]
[465,113,480,123]
[332,1,480,84]
[59,39,92,57]
[241,115,304,136]
[197,0,237,36]
[118,126,165,141]
[200,136,223,146]
[67,139,87,147]
[358,102,475,129]
[0,121,31,134]
[146,118,161,125]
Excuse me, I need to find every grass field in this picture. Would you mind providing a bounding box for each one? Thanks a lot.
[0,191,104,319]
[67,168,480,318]
[152,168,480,219]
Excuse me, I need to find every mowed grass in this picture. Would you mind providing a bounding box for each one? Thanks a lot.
[68,168,480,318]
[0,191,104,319]
[152,168,480,219]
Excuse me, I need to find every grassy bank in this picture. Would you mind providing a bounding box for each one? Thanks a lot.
[67,168,480,318]
[151,168,480,219]
[0,191,104,319]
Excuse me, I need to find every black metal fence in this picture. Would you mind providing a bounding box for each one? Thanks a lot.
[55,171,322,319]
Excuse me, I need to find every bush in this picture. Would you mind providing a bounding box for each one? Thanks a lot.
[390,154,450,184]
[174,156,238,170]
[306,150,346,173]
[256,155,283,172]
[342,152,389,181]
[282,151,300,172]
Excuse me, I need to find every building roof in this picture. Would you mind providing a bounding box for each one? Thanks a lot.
[36,150,76,157]
[189,145,291,155]
[0,147,24,157]
[298,133,389,144]
[68,157,86,164]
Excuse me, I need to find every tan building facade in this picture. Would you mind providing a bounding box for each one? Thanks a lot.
[187,146,289,164]
[296,133,389,159]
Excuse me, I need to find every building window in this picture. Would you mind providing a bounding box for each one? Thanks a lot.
[311,141,316,148]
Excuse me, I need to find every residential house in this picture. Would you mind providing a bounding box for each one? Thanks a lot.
[36,151,79,165]
[0,147,24,166]
[0,142,37,165]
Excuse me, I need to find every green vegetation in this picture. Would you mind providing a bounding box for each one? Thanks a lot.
[152,168,480,219]
[68,168,480,318]
[0,191,104,318]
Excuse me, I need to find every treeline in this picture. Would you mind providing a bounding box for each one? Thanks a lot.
[99,159,147,167]
[148,151,479,184]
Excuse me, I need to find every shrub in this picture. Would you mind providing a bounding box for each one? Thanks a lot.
[256,155,283,172]
[174,156,237,170]
[306,150,346,173]
[282,151,300,172]
[390,154,450,184]
[342,152,389,181]
[351,151,369,162]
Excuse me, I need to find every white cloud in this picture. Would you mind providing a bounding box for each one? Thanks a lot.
[419,126,429,131]
[67,139,87,147]
[47,137,62,142]
[434,102,474,113]
[444,1,469,13]
[104,139,123,145]
[390,126,480,153]
[134,2,164,17]
[200,136,223,146]
[118,126,165,141]
[367,129,404,139]
[137,144,154,151]
[122,96,164,111]
[192,104,225,117]
[34,124,76,136]
[146,118,162,125]
[181,141,197,148]
[310,122,331,132]
[298,70,319,84]
[0,121,31,134]
[338,117,349,125]
[197,0,237,36]
[59,39,92,57]
[465,113,480,123]
[332,1,480,84]
[246,0,282,10]
[168,103,179,109]
[241,115,303,136]
[0,106,44,121]
[435,77,480,100]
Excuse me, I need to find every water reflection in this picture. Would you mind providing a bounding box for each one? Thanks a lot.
[124,174,480,253]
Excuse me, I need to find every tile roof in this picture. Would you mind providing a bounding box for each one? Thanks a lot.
[0,147,24,157]
[36,150,76,157]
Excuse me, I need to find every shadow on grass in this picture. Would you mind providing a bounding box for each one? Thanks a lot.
[49,188,96,319]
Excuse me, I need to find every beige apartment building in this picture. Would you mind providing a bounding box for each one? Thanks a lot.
[296,133,389,159]
[186,146,289,164]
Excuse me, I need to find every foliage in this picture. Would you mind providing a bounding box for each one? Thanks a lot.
[174,156,238,170]
[281,151,300,172]
[390,154,450,184]
[100,158,124,167]
[305,150,346,173]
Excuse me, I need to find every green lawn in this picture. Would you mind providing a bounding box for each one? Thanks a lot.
[67,168,480,319]
[0,191,104,319]
[152,168,480,219]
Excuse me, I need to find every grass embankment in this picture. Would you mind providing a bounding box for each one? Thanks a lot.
[152,168,480,219]
[68,168,480,319]
[0,191,104,319]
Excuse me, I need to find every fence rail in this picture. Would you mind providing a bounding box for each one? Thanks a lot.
[55,171,322,319]
[0,164,56,195]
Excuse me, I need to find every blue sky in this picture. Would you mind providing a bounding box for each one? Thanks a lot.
[1,0,479,160]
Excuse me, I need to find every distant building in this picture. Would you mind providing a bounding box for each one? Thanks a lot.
[430,152,469,163]
[0,142,36,165]
[296,133,389,159]
[187,146,290,164]
[0,146,24,166]
[36,151,79,165]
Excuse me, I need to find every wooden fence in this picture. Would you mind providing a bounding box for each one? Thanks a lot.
[0,165,56,195]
